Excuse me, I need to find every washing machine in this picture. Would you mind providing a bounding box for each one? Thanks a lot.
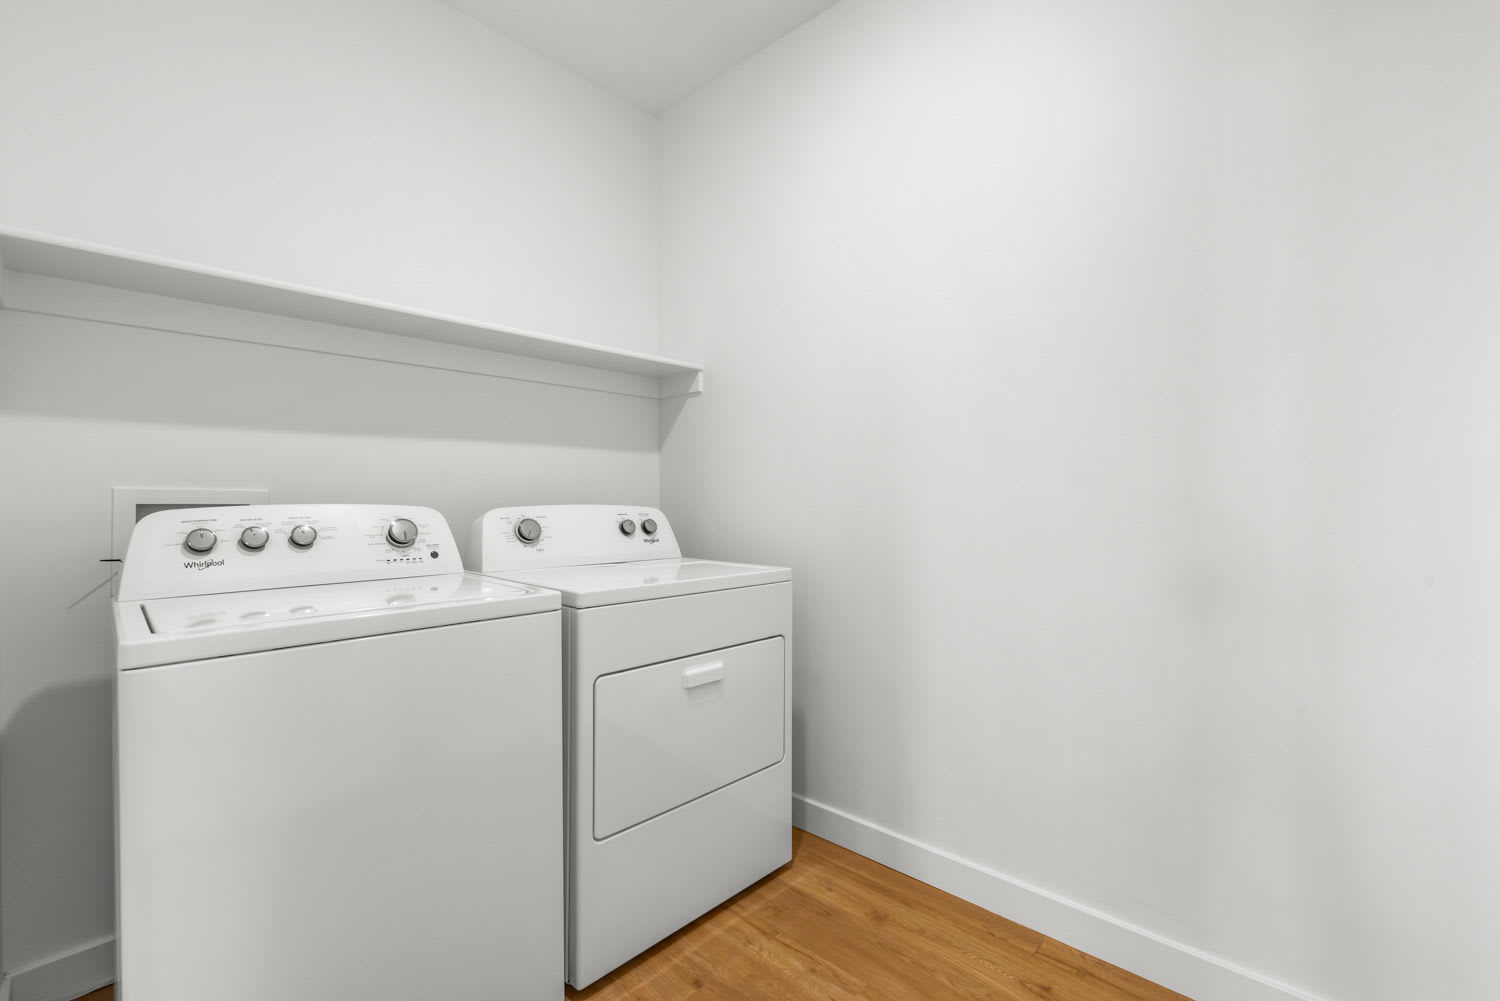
[467,504,792,988]
[113,504,563,1001]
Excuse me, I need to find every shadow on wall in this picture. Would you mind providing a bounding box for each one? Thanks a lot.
[0,676,117,971]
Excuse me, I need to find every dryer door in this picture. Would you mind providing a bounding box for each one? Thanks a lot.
[593,637,785,839]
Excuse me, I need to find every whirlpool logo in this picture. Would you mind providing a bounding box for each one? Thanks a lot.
[183,559,226,571]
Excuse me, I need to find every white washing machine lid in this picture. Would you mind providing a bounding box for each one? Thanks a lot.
[486,558,790,608]
[115,572,558,669]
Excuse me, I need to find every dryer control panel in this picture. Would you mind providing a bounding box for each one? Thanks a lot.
[468,505,682,572]
[119,504,459,600]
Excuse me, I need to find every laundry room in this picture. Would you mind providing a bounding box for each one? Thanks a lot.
[1,2,1496,1001]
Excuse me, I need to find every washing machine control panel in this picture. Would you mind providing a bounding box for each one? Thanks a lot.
[118,504,460,600]
[468,505,682,572]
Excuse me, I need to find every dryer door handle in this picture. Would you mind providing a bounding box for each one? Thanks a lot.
[682,661,725,689]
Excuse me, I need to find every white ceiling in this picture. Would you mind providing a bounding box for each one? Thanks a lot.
[443,0,841,114]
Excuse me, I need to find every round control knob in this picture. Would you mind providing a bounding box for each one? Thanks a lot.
[239,526,269,551]
[514,518,542,544]
[288,524,318,549]
[619,519,636,536]
[184,528,217,554]
[386,518,419,548]
[641,518,658,536]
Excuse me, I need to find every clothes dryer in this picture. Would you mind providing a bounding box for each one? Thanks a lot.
[468,505,792,988]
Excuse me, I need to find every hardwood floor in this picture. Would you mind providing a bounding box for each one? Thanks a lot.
[75,828,1189,1001]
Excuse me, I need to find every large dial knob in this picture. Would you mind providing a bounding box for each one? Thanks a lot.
[184,528,217,554]
[641,518,658,536]
[514,518,542,544]
[288,524,318,549]
[239,526,269,551]
[618,519,636,536]
[386,518,419,548]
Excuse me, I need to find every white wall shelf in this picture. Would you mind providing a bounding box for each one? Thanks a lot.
[0,229,702,399]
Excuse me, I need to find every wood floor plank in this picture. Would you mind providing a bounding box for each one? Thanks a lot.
[1033,937,1194,1001]
[75,828,1192,1001]
[746,851,1041,1000]
[791,830,1047,958]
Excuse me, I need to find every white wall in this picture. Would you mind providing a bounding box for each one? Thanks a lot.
[0,306,660,985]
[659,2,1500,1000]
[0,0,659,352]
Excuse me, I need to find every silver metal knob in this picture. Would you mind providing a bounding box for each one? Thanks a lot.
[239,526,269,551]
[288,524,318,549]
[386,518,419,548]
[514,518,542,544]
[184,528,217,553]
[641,518,658,535]
[619,519,636,536]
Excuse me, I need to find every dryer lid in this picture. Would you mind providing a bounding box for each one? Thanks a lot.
[486,558,789,608]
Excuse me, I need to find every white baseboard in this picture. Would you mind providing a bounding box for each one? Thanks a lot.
[793,795,1329,1001]
[5,936,114,1001]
